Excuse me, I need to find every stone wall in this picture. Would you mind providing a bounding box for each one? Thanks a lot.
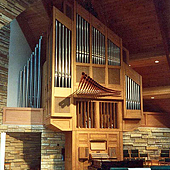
[0,125,65,170]
[123,127,170,160]
[6,132,41,170]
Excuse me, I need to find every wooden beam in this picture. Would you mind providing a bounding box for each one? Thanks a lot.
[153,0,170,68]
[143,86,170,99]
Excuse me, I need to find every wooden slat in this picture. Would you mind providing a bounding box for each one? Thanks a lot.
[113,103,116,128]
[84,102,86,127]
[87,101,89,128]
[77,101,79,128]
[103,102,105,128]
[110,103,112,128]
[107,103,109,128]
[80,101,83,128]
[91,102,93,128]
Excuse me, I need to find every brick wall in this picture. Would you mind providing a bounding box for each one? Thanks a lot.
[123,127,170,160]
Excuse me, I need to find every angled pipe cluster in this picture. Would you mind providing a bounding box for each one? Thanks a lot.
[77,72,121,96]
[18,36,42,108]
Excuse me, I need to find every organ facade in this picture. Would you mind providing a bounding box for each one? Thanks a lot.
[42,3,143,169]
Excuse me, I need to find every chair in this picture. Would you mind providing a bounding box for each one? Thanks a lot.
[165,158,170,165]
[123,150,130,160]
[139,153,148,165]
[130,149,139,161]
[159,150,170,165]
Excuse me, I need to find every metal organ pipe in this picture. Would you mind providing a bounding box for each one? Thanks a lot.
[76,14,90,64]
[92,27,105,65]
[18,36,42,108]
[55,20,72,88]
[125,75,141,110]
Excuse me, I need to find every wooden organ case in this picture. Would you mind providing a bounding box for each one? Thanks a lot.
[42,2,143,170]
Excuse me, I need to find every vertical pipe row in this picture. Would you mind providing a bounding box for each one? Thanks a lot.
[107,39,121,66]
[92,27,105,64]
[55,20,72,88]
[126,75,141,110]
[18,36,42,108]
[76,14,90,63]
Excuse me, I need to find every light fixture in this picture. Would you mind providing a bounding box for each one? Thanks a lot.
[129,64,131,67]
[155,60,159,64]
[151,97,154,99]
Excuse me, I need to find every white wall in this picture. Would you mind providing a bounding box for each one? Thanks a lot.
[7,19,31,107]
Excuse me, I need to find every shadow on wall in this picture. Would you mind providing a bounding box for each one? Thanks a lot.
[5,132,41,170]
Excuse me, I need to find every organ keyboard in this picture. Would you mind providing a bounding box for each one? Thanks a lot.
[90,153,110,159]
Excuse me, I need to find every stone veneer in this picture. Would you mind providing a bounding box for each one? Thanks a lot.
[123,127,170,160]
[0,125,65,170]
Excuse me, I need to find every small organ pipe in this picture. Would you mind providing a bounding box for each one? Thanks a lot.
[62,25,65,87]
[76,14,79,62]
[87,22,89,63]
[26,59,30,107]
[65,28,68,88]
[81,17,84,62]
[18,70,23,107]
[23,65,26,107]
[58,22,62,87]
[84,20,87,63]
[33,46,38,107]
[30,53,33,107]
[55,20,58,87]
[79,15,82,62]
[68,30,71,88]
[37,36,42,108]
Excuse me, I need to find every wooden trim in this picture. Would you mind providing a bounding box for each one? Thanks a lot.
[91,15,106,35]
[141,112,170,128]
[54,6,72,30]
[123,62,141,84]
[124,110,142,119]
[107,27,122,48]
[76,3,90,22]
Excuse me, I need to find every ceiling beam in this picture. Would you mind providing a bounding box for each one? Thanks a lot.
[143,86,170,99]
[153,0,170,68]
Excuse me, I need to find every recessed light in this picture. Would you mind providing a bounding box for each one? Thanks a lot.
[155,60,159,64]
[151,97,155,99]
[129,64,131,67]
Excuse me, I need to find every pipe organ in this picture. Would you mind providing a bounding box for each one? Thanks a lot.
[18,36,42,108]
[42,2,143,170]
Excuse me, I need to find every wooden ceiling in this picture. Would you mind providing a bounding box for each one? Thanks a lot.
[1,0,170,114]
